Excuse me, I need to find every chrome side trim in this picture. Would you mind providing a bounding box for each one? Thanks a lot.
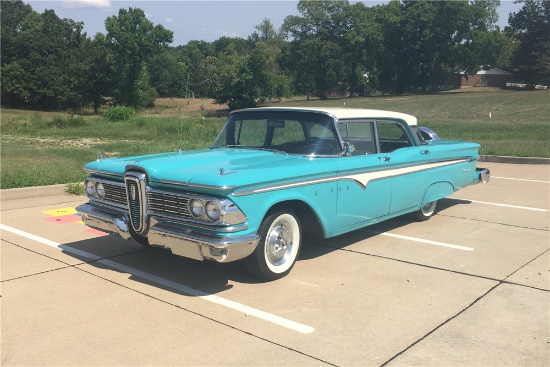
[158,179,236,191]
[339,158,467,190]
[84,168,124,177]
[233,177,338,197]
[233,158,469,197]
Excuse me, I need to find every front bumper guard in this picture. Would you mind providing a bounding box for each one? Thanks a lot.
[76,203,259,263]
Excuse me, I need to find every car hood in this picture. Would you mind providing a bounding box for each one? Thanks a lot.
[84,148,338,193]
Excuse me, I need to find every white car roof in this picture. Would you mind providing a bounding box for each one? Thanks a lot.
[234,107,418,126]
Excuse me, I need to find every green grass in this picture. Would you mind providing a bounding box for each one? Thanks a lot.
[1,88,548,189]
[1,115,225,189]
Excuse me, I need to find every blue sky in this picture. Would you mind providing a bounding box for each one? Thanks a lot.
[25,0,522,46]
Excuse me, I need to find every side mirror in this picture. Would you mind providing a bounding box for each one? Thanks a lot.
[343,142,355,156]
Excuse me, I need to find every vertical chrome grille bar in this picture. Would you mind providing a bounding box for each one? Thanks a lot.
[124,171,148,233]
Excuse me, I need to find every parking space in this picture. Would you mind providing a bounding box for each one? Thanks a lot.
[1,162,549,366]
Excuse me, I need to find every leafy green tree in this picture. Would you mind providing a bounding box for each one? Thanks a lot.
[212,41,291,109]
[508,0,550,85]
[1,6,88,110]
[149,50,189,97]
[105,7,173,107]
[0,0,33,66]
[80,33,117,113]
[281,0,349,98]
[176,41,215,97]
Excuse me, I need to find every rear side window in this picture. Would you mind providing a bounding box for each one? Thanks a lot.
[377,122,413,153]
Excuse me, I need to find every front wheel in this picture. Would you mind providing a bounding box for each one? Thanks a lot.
[411,200,437,222]
[244,208,301,281]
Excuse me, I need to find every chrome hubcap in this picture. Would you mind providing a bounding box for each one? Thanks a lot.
[266,222,292,266]
[422,201,435,215]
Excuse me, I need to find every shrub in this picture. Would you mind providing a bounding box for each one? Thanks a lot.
[104,105,136,122]
[47,115,86,128]
[141,87,159,107]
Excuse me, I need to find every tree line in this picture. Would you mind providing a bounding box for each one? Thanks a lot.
[1,0,548,111]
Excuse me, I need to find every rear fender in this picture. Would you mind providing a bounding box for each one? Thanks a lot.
[422,182,454,206]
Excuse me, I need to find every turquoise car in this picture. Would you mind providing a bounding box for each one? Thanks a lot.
[77,107,490,280]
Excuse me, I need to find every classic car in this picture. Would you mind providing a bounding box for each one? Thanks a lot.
[77,107,490,280]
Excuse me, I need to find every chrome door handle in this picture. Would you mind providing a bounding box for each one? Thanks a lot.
[420,150,430,154]
[378,156,391,162]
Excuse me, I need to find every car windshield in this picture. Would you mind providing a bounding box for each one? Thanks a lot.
[211,111,342,156]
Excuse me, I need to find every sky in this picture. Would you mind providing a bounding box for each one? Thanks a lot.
[25,0,523,47]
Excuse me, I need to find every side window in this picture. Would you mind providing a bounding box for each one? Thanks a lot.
[377,122,413,153]
[339,121,375,155]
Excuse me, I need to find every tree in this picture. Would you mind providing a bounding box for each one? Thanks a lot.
[149,50,189,97]
[80,33,117,113]
[212,41,291,110]
[0,0,33,66]
[508,0,550,85]
[1,5,88,110]
[281,0,350,98]
[105,7,173,107]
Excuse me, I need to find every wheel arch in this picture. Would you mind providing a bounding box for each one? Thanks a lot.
[264,200,326,239]
[422,181,454,206]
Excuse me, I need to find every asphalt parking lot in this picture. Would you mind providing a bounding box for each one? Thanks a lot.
[1,161,549,366]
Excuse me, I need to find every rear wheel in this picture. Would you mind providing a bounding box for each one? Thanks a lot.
[245,207,301,281]
[411,200,437,222]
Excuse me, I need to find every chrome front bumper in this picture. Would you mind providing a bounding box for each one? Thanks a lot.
[76,203,259,263]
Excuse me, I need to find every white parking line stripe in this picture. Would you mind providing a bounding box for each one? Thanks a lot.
[450,198,548,212]
[365,230,474,251]
[492,176,549,184]
[0,224,315,334]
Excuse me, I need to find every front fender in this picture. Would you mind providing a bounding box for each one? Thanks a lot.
[231,181,337,237]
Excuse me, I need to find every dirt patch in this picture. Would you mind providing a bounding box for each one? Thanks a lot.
[1,135,127,150]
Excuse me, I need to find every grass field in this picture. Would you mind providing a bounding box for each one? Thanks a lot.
[1,89,548,189]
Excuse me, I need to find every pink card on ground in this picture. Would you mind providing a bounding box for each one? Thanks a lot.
[43,214,82,224]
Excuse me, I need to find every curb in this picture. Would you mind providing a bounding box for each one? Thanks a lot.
[0,184,73,201]
[480,155,550,165]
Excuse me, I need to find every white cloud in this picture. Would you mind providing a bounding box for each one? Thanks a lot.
[61,0,111,9]
[218,30,239,38]
[165,18,173,23]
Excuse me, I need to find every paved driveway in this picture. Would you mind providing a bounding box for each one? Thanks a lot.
[1,162,548,366]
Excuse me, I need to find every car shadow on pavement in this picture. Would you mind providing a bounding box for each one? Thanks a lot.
[299,197,469,260]
[59,235,261,297]
[59,198,469,294]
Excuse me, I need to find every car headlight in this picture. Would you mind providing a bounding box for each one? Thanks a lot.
[95,182,105,198]
[205,201,221,222]
[190,199,204,218]
[85,180,96,196]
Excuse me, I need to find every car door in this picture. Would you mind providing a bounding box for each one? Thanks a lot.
[376,121,432,214]
[334,120,393,231]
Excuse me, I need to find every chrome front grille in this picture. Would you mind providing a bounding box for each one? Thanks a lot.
[148,190,192,220]
[103,182,126,206]
[125,172,147,233]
